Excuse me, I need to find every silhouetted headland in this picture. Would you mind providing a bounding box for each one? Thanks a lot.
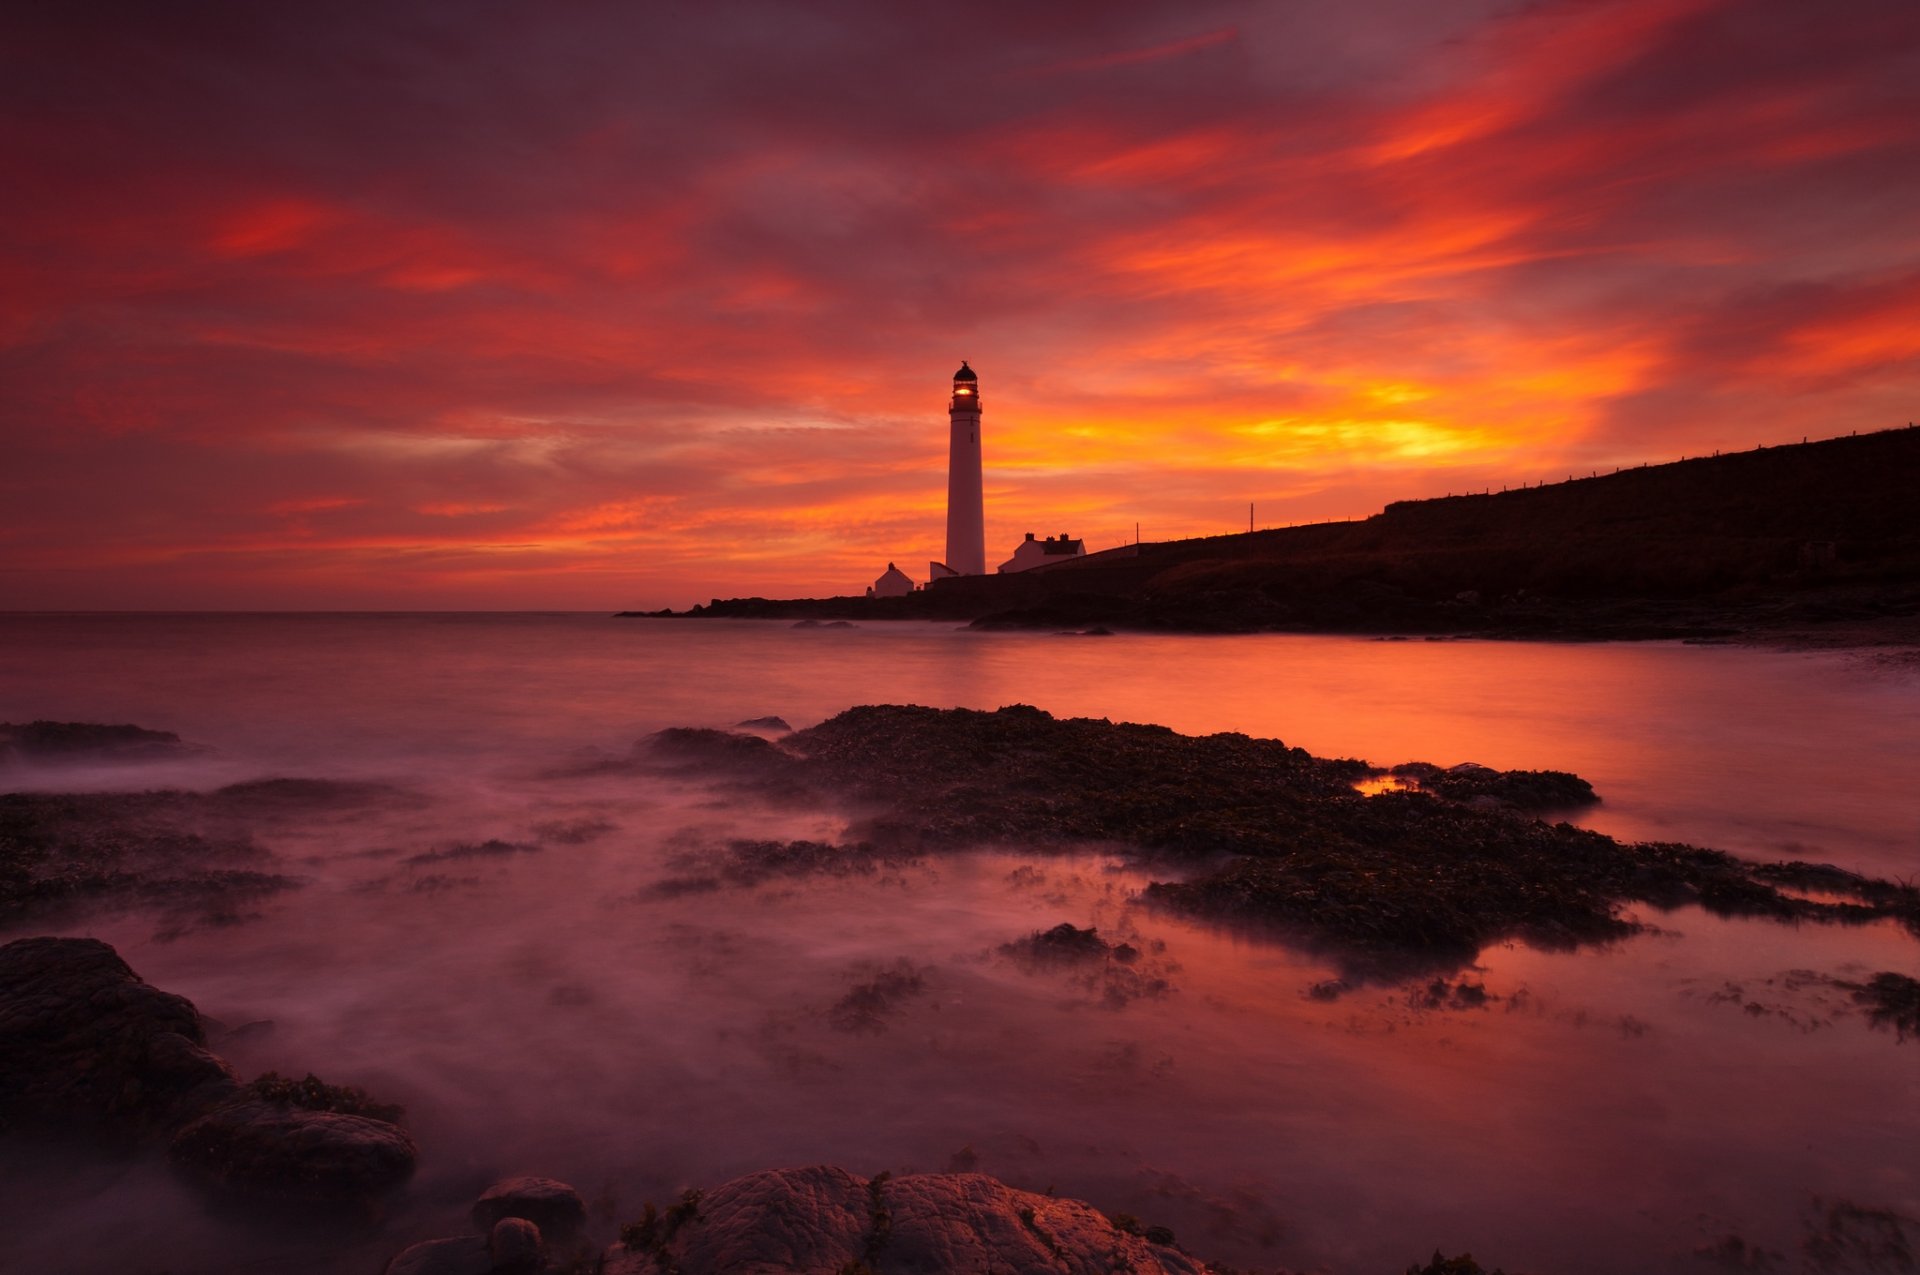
[629,426,1920,649]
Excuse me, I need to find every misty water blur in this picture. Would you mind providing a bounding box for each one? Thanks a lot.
[2,614,1917,1275]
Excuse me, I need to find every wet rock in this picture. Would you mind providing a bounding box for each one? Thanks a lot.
[644,838,919,895]
[640,727,797,775]
[472,1175,587,1240]
[1410,978,1493,1011]
[210,778,411,811]
[2,936,414,1207]
[168,1096,416,1204]
[1001,922,1112,964]
[489,1217,543,1272]
[1389,761,1598,811]
[736,716,793,732]
[827,961,929,1034]
[603,1165,1206,1275]
[0,935,239,1136]
[384,1235,491,1275]
[998,923,1177,1007]
[1407,1252,1505,1275]
[0,790,301,928]
[0,720,185,762]
[403,839,539,866]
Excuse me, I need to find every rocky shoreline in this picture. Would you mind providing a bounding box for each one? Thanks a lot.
[2,926,1536,1275]
[638,704,1920,977]
[626,585,1920,665]
[0,935,1470,1274]
[6,711,1919,1273]
[10,926,1909,1275]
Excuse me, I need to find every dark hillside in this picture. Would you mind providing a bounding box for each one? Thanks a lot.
[642,426,1920,640]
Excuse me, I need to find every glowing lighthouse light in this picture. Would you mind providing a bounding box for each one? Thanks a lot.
[936,361,987,577]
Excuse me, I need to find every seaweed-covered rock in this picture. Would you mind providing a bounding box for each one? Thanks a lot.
[649,704,1920,972]
[1407,1252,1505,1275]
[473,1176,588,1240]
[243,1069,404,1123]
[0,936,239,1136]
[603,1165,1205,1275]
[1388,761,1598,810]
[1001,922,1112,964]
[0,789,301,928]
[168,1096,417,1204]
[645,838,920,896]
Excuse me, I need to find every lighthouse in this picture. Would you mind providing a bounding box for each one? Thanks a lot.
[942,361,986,576]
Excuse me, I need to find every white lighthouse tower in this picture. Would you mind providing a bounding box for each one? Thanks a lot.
[941,361,987,576]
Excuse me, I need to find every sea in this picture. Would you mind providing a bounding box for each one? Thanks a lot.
[1,613,1917,1275]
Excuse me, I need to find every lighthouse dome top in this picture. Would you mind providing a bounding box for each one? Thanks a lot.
[952,361,977,382]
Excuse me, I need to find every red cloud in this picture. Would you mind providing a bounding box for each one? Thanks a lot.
[2,0,1916,608]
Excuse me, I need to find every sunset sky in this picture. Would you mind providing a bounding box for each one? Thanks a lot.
[5,0,1918,610]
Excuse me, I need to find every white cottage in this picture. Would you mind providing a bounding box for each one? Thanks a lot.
[869,562,915,598]
[997,532,1085,574]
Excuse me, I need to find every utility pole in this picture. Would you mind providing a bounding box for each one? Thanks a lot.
[1248,502,1254,534]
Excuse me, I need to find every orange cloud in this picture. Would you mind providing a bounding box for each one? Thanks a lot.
[4,0,1918,608]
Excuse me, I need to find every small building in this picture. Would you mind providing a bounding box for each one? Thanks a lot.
[998,532,1085,574]
[869,562,915,597]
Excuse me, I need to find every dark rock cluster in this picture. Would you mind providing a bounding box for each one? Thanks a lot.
[1000,922,1117,965]
[0,935,236,1137]
[0,720,187,763]
[0,935,414,1205]
[0,769,407,929]
[1385,760,1598,811]
[644,837,921,896]
[643,704,1920,974]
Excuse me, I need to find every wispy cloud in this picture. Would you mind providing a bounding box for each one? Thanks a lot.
[2,0,1916,607]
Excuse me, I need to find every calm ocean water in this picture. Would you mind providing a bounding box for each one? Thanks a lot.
[2,614,1917,1274]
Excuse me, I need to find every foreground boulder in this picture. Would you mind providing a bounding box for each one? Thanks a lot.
[0,935,238,1136]
[0,935,415,1205]
[473,1176,588,1240]
[168,1097,417,1204]
[603,1165,1207,1275]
